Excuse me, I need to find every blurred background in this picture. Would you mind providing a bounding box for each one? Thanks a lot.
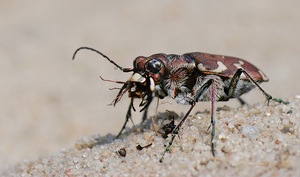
[0,0,299,168]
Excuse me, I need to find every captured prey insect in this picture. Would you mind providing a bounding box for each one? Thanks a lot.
[72,47,288,162]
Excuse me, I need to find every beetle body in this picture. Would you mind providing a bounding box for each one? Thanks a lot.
[72,47,287,162]
[123,52,268,107]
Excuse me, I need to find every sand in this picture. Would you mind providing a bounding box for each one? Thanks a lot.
[1,96,299,176]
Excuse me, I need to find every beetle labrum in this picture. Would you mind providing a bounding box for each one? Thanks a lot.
[72,47,288,162]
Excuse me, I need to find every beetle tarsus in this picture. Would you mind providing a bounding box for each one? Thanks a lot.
[272,98,289,105]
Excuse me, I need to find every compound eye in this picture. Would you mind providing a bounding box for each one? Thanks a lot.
[146,58,163,73]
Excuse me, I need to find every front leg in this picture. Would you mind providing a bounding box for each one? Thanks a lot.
[141,98,152,122]
[115,98,135,138]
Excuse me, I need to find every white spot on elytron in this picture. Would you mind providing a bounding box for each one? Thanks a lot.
[233,60,245,69]
[233,60,246,79]
[197,61,227,73]
[258,70,269,81]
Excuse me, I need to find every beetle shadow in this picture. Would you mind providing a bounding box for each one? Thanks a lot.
[74,133,115,150]
[74,110,182,150]
[116,110,181,139]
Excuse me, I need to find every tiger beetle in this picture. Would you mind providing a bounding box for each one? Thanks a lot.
[72,47,288,162]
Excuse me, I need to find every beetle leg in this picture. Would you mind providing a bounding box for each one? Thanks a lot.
[210,80,216,156]
[160,79,217,162]
[194,79,216,156]
[115,98,135,138]
[151,98,161,133]
[228,68,271,102]
[192,78,217,156]
[227,68,288,105]
[160,101,196,163]
[141,98,153,122]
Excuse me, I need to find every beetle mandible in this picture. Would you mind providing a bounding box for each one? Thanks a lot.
[72,47,288,162]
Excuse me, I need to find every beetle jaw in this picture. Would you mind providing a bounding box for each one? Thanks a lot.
[128,73,155,98]
[130,73,146,83]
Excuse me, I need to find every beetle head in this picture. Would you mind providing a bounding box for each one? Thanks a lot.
[112,54,168,110]
[133,54,167,84]
[72,47,166,111]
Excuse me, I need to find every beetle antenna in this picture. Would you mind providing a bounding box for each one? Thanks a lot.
[72,47,133,72]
